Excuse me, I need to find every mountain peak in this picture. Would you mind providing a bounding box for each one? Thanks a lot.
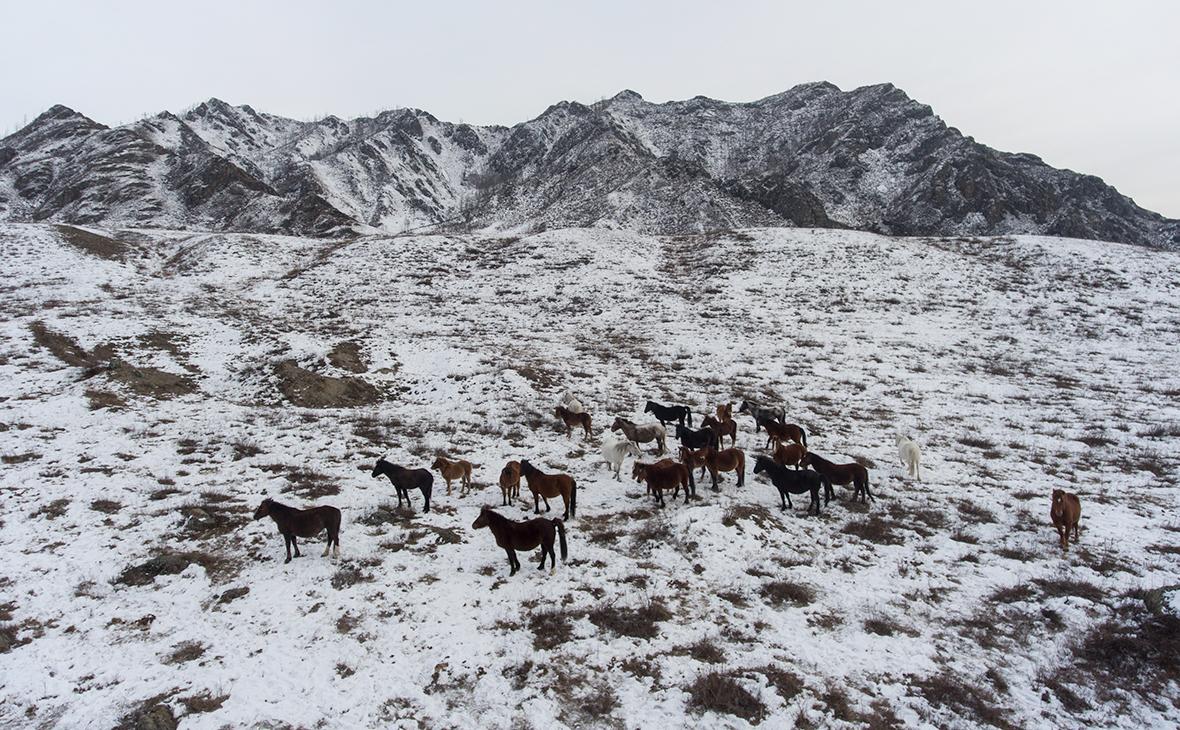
[609,89,644,104]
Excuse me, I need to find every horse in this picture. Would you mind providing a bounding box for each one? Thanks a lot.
[519,460,577,519]
[772,441,807,469]
[715,403,733,422]
[559,392,585,414]
[472,506,567,576]
[761,420,807,450]
[679,446,708,487]
[1050,489,1081,552]
[752,456,828,515]
[432,455,476,496]
[693,446,746,491]
[253,498,341,564]
[644,400,693,428]
[675,423,719,452]
[738,400,784,433]
[610,417,667,455]
[632,459,693,506]
[499,460,522,506]
[371,458,433,513]
[802,452,873,503]
[601,438,642,481]
[896,434,921,480]
[554,405,592,440]
[700,415,738,448]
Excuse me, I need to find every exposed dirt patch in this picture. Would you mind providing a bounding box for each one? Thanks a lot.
[328,341,368,373]
[86,389,126,410]
[116,551,229,586]
[29,321,94,367]
[108,359,197,399]
[275,359,380,408]
[56,224,129,260]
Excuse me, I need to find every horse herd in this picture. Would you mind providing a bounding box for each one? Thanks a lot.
[251,394,1082,575]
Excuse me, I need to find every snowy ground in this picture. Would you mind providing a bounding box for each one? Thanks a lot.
[0,223,1177,729]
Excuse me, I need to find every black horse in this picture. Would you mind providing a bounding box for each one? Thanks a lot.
[371,458,433,513]
[644,400,693,428]
[472,506,567,576]
[738,400,785,433]
[675,423,719,452]
[752,455,829,515]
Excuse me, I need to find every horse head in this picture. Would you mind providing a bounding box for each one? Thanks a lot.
[371,458,387,478]
[472,506,491,529]
[252,498,273,520]
[631,461,647,481]
[738,400,751,413]
[610,417,626,432]
[431,456,446,470]
[625,442,642,458]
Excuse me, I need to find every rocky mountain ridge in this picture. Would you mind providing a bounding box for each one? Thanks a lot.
[2,83,1176,247]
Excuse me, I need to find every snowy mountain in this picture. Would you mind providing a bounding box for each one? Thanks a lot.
[2,222,1177,727]
[2,84,1178,246]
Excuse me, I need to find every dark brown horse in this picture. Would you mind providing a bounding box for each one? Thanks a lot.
[472,506,567,575]
[762,420,807,450]
[519,460,577,519]
[253,498,341,564]
[555,406,592,440]
[687,447,746,491]
[632,459,693,506]
[802,452,873,503]
[700,414,737,448]
[499,460,521,506]
[371,458,433,513]
[772,442,806,469]
[1050,489,1081,552]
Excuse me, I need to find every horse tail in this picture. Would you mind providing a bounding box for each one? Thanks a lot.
[421,478,433,513]
[554,519,568,561]
[686,407,693,427]
[570,478,577,518]
[800,425,807,449]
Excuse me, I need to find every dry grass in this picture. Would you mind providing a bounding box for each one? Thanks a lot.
[759,580,816,607]
[686,671,766,724]
[588,601,672,640]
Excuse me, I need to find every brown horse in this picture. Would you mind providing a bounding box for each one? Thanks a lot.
[689,447,746,491]
[773,442,807,469]
[253,498,341,564]
[715,403,733,422]
[555,406,592,440]
[1050,489,1081,552]
[632,459,693,506]
[762,420,807,450]
[519,460,577,519]
[700,414,738,448]
[499,460,521,506]
[432,455,476,496]
[802,452,873,503]
[472,506,567,576]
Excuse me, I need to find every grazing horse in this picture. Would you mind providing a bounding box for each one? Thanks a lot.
[802,452,873,503]
[601,438,642,481]
[554,405,592,440]
[691,446,746,491]
[752,456,828,515]
[371,458,433,513]
[1050,489,1081,552]
[253,498,341,564]
[700,415,738,448]
[472,506,567,576]
[738,400,785,433]
[715,403,733,422]
[432,455,476,496]
[632,459,693,506]
[519,460,577,519]
[772,441,807,470]
[559,392,585,414]
[896,434,921,480]
[610,417,667,455]
[644,400,693,428]
[499,460,522,506]
[761,419,807,450]
[675,423,719,452]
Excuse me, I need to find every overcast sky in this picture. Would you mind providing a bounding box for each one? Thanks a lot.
[2,0,1177,216]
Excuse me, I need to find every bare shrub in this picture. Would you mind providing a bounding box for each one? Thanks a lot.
[686,672,766,724]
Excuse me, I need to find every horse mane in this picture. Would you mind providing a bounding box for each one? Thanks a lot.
[806,452,833,467]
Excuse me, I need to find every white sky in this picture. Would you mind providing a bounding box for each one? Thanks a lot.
[2,0,1177,217]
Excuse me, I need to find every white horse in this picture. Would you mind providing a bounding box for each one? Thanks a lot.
[601,438,643,481]
[559,392,584,414]
[896,434,921,480]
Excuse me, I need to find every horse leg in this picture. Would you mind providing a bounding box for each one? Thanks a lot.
[283,535,293,564]
[322,532,331,557]
[780,489,789,511]
[710,467,719,492]
[533,492,541,514]
[290,535,301,558]
[542,495,551,513]
[506,547,518,576]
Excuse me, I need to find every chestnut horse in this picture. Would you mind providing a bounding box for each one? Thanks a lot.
[773,441,807,469]
[1050,489,1081,552]
[498,460,521,506]
[802,452,873,503]
[555,405,592,440]
[632,459,693,506]
[715,403,733,422]
[432,455,476,496]
[519,460,577,519]
[687,446,745,491]
[761,419,807,450]
[253,498,341,564]
[472,506,567,576]
[700,415,737,448]
[752,456,827,515]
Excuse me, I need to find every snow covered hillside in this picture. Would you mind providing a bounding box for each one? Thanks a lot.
[0,223,1177,728]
